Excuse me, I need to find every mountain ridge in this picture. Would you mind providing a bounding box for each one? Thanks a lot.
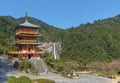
[0,14,120,64]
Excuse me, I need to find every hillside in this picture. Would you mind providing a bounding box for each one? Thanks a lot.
[61,14,120,65]
[0,16,17,54]
[0,15,120,65]
[0,16,61,54]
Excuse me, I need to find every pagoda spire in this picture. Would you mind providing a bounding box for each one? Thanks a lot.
[25,9,28,22]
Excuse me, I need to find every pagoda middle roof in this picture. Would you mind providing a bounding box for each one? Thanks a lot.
[16,42,42,45]
[19,20,40,28]
[16,34,41,37]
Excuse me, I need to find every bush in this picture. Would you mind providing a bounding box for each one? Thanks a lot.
[18,54,23,61]
[7,76,31,83]
[30,66,35,73]
[7,76,55,83]
[7,76,17,83]
[18,76,32,83]
[18,60,30,73]
[32,79,55,83]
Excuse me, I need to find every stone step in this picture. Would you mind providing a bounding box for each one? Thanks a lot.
[29,59,48,73]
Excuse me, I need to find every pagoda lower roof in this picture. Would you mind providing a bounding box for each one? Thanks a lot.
[15,42,42,45]
[16,34,41,37]
[9,51,44,55]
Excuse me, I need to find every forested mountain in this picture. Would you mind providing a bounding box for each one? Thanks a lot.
[61,14,120,65]
[1,14,120,65]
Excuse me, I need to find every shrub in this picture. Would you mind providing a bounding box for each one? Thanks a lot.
[30,66,35,73]
[18,76,32,83]
[18,54,23,61]
[7,76,32,83]
[32,79,55,83]
[7,76,17,83]
[18,60,30,73]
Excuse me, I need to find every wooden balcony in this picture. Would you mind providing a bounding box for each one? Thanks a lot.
[16,31,39,35]
[17,40,37,43]
[9,51,44,55]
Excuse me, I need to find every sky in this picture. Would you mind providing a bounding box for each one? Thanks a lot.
[0,0,120,29]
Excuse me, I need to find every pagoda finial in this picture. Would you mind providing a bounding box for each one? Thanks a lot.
[25,8,28,22]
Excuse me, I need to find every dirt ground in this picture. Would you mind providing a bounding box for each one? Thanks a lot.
[112,76,120,83]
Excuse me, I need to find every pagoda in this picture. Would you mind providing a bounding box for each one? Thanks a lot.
[9,12,44,59]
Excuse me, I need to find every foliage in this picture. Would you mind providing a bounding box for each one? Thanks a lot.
[44,54,76,76]
[32,79,55,83]
[60,15,120,64]
[98,71,116,79]
[30,66,35,73]
[18,76,32,83]
[7,76,55,83]
[7,76,31,83]
[7,76,17,83]
[18,60,35,73]
[45,57,64,72]
[18,54,23,61]
[1,15,120,65]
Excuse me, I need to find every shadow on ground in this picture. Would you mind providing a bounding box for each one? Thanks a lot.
[0,56,17,83]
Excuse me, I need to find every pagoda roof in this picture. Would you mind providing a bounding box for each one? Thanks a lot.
[19,20,40,28]
[16,42,42,45]
[16,34,41,37]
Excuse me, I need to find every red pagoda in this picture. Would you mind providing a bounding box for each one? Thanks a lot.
[9,13,44,59]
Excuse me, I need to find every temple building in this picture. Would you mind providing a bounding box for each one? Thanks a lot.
[9,13,44,59]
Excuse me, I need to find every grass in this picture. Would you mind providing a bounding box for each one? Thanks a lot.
[7,76,55,83]
[32,79,55,83]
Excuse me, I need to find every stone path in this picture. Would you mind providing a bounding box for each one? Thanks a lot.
[7,71,112,83]
[0,56,112,83]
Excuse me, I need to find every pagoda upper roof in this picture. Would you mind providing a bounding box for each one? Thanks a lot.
[16,34,41,37]
[19,20,40,28]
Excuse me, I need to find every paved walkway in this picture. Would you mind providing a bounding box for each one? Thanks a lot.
[0,56,112,83]
[7,71,112,83]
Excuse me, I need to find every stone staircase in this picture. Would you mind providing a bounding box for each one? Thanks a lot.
[29,59,48,73]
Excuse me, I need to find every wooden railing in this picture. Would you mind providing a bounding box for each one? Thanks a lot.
[16,31,39,35]
[9,51,44,54]
[17,40,37,43]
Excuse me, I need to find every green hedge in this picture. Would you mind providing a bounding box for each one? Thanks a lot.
[7,76,55,83]
[32,79,55,83]
[7,76,31,83]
